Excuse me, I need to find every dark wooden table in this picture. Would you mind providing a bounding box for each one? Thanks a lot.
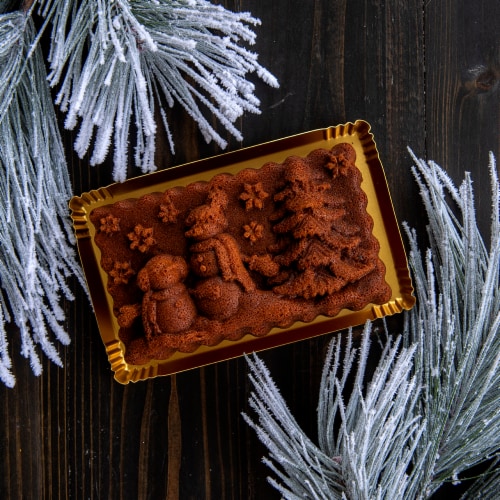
[1,1,499,498]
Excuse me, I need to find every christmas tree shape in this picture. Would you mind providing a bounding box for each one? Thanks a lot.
[271,151,376,299]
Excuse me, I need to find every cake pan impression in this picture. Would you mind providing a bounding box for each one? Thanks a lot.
[70,120,415,383]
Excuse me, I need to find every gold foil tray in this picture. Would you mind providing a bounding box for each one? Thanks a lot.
[70,120,415,383]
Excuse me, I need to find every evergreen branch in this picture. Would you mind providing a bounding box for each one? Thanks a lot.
[0,10,26,118]
[244,323,426,499]
[243,351,344,499]
[403,150,500,495]
[0,11,85,387]
[38,0,279,181]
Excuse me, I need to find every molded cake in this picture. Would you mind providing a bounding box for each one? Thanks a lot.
[90,143,391,364]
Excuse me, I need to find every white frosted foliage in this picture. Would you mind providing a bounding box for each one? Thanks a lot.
[42,0,279,182]
[0,11,85,388]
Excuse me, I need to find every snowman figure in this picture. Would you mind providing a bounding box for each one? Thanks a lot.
[185,184,255,321]
[135,254,197,338]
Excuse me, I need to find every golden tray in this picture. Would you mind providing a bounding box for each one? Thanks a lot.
[70,120,415,383]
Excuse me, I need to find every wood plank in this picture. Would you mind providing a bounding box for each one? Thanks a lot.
[425,0,500,239]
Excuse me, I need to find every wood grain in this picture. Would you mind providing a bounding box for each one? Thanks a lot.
[1,1,498,498]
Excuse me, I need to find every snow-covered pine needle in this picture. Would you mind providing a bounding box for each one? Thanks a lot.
[459,457,500,500]
[0,11,85,388]
[38,0,279,181]
[403,150,500,497]
[244,152,499,498]
[243,350,344,499]
[244,323,426,499]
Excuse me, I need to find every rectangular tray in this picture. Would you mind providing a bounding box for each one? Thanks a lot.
[70,120,415,383]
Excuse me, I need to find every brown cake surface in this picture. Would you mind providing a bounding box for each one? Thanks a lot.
[90,143,391,364]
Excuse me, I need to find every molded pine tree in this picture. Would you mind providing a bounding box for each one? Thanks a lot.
[271,155,375,299]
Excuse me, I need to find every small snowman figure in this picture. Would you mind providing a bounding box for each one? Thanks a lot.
[185,184,255,321]
[135,254,197,338]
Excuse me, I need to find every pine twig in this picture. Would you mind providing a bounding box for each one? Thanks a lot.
[244,323,426,499]
[0,11,85,387]
[403,150,500,496]
[38,0,279,181]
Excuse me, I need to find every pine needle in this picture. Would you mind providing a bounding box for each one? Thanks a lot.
[0,11,85,388]
[403,149,500,496]
[38,0,279,181]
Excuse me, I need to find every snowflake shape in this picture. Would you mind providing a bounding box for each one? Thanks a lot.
[109,261,135,285]
[325,153,350,179]
[99,214,120,235]
[239,182,269,210]
[243,221,264,244]
[158,195,179,223]
[128,225,156,253]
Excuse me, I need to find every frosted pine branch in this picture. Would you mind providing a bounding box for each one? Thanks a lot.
[403,150,500,496]
[244,152,500,498]
[243,350,344,499]
[0,11,85,388]
[244,324,426,499]
[39,0,279,181]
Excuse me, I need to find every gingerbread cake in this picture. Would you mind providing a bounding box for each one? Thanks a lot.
[90,143,391,364]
